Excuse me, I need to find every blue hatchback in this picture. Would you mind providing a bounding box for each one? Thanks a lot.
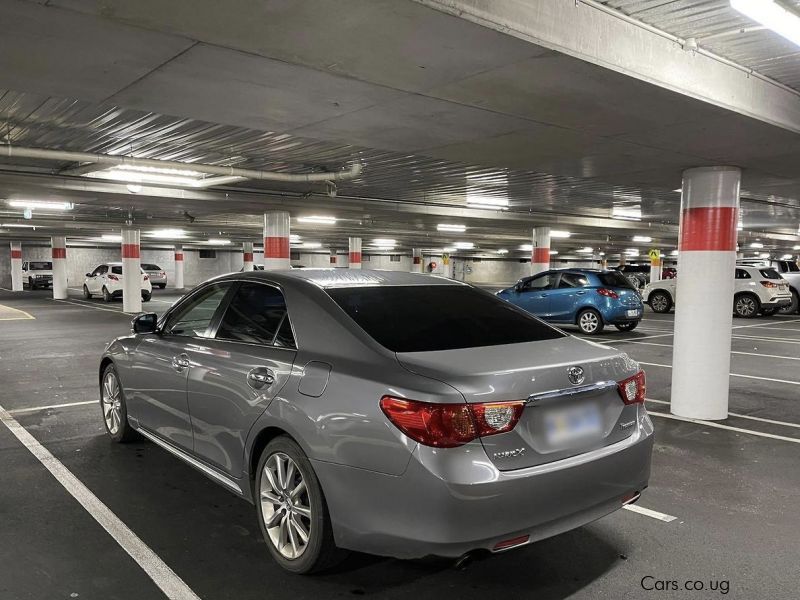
[496,269,643,335]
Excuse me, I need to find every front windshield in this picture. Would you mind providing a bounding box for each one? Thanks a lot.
[29,261,52,270]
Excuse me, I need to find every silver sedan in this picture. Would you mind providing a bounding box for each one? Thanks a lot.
[99,269,654,573]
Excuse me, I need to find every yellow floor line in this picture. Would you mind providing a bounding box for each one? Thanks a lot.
[0,304,35,320]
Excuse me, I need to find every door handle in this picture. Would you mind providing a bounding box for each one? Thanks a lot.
[171,353,190,371]
[247,367,275,390]
[576,291,587,295]
[539,293,549,298]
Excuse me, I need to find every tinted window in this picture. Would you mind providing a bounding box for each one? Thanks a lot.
[165,283,231,337]
[92,265,108,276]
[598,271,638,289]
[520,273,556,291]
[760,269,782,280]
[559,273,589,288]
[142,263,161,271]
[327,285,564,353]
[216,282,295,348]
[735,269,751,280]
[784,261,799,273]
[111,266,122,275]
[29,261,52,270]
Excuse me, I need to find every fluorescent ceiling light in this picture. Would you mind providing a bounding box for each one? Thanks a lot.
[454,242,474,249]
[731,0,800,49]
[550,250,559,256]
[296,216,337,225]
[671,250,679,256]
[612,206,642,221]
[208,238,231,245]
[550,230,571,238]
[8,200,73,210]
[576,247,594,253]
[519,244,533,252]
[443,246,456,252]
[148,228,186,239]
[793,245,800,250]
[0,223,38,228]
[632,236,652,243]
[373,238,396,247]
[92,169,203,188]
[625,248,640,255]
[437,223,467,232]
[302,242,322,249]
[466,196,509,210]
[290,234,302,243]
[101,234,122,242]
[750,242,764,249]
[737,220,744,231]
[497,249,509,254]
[781,254,793,260]
[759,252,771,258]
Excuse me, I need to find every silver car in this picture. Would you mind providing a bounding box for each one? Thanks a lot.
[142,263,167,289]
[99,269,654,574]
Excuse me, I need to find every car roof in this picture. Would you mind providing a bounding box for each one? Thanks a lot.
[218,268,466,289]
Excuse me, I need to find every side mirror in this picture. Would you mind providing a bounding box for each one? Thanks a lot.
[514,282,524,292]
[85,272,93,277]
[131,312,158,334]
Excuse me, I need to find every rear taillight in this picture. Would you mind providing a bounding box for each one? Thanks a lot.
[379,396,525,448]
[143,275,149,280]
[597,288,619,299]
[618,371,646,405]
[160,272,166,276]
[107,274,119,281]
[760,280,778,288]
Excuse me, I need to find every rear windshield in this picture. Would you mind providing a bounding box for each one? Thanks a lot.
[785,262,799,273]
[111,266,123,275]
[142,264,162,271]
[327,285,565,353]
[28,261,52,270]
[597,271,638,289]
[760,269,782,280]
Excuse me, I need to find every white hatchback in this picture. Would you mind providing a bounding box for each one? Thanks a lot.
[643,266,792,317]
[83,262,152,302]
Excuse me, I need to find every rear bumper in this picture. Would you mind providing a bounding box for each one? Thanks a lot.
[603,306,643,324]
[315,407,654,559]
[763,297,792,308]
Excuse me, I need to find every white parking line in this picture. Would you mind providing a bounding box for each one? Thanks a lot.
[732,318,800,330]
[623,504,677,522]
[648,411,800,444]
[639,361,800,386]
[9,400,96,415]
[646,398,800,429]
[607,339,800,362]
[53,299,128,315]
[0,405,201,600]
[731,334,800,345]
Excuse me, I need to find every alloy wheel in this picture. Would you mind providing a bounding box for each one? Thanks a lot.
[102,371,122,434]
[651,294,668,312]
[736,296,756,317]
[579,311,599,333]
[260,452,313,560]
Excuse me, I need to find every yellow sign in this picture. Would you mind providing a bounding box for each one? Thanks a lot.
[648,249,660,260]
[442,253,450,265]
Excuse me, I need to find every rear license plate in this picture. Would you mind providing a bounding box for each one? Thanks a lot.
[626,309,640,317]
[544,403,602,446]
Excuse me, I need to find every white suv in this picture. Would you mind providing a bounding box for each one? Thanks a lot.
[643,266,792,318]
[22,260,54,289]
[83,262,152,302]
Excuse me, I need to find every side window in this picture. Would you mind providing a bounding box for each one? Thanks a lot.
[22,262,28,270]
[91,265,106,276]
[735,269,751,280]
[526,273,556,291]
[559,273,589,288]
[216,282,296,348]
[165,283,231,337]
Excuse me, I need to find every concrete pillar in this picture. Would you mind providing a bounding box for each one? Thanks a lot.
[173,244,185,289]
[531,227,551,275]
[122,229,142,314]
[671,167,741,420]
[10,242,23,292]
[348,237,362,270]
[242,242,254,271]
[411,248,423,273]
[51,236,68,299]
[329,249,338,266]
[649,249,662,283]
[619,254,627,267]
[600,258,608,270]
[264,212,290,270]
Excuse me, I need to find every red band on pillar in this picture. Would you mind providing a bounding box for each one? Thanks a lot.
[349,252,362,263]
[413,256,421,265]
[265,237,290,259]
[121,244,140,259]
[532,247,550,263]
[330,256,337,264]
[679,207,738,251]
[52,247,66,259]
[10,250,22,259]
[243,252,254,262]
[174,253,184,261]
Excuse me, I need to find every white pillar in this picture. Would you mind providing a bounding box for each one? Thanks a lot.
[649,249,662,283]
[671,166,740,420]
[599,257,608,270]
[122,229,142,313]
[619,254,627,267]
[329,249,338,267]
[411,248,423,273]
[264,212,290,270]
[10,242,23,292]
[242,242,254,271]
[51,236,68,299]
[531,227,551,275]
[348,237,362,270]
[173,244,185,289]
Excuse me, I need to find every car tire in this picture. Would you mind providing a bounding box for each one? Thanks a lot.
[779,289,799,315]
[255,436,345,574]
[733,293,759,318]
[83,285,92,299]
[615,321,638,332]
[102,286,112,302]
[100,363,140,443]
[577,308,604,335]
[142,292,152,302]
[648,291,673,313]
[158,284,166,289]
[28,277,36,290]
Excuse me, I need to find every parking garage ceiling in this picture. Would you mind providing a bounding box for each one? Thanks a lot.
[0,0,798,258]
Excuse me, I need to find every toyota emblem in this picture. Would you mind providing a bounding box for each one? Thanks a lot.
[567,366,585,385]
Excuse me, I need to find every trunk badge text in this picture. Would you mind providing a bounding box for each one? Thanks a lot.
[567,366,585,385]
[493,448,526,459]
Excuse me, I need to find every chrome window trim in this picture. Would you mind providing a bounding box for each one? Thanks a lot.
[526,380,618,405]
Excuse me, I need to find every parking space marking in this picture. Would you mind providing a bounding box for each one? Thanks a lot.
[0,304,35,320]
[732,318,800,330]
[639,361,800,386]
[9,400,96,415]
[605,339,800,362]
[646,398,800,429]
[648,411,800,445]
[0,405,202,600]
[53,299,128,315]
[623,504,677,522]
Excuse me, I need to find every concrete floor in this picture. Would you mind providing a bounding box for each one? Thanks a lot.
[1,286,799,599]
